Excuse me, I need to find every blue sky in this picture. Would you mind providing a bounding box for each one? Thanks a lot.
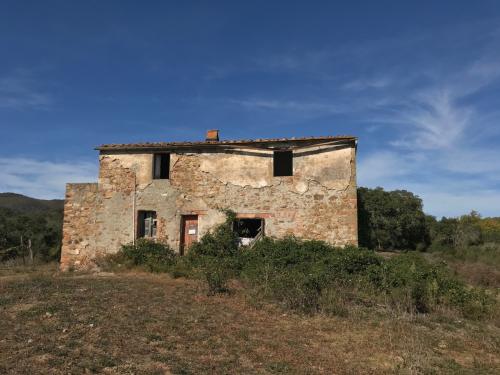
[1,1,499,217]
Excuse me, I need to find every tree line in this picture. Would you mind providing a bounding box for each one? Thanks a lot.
[0,207,62,263]
[358,187,500,250]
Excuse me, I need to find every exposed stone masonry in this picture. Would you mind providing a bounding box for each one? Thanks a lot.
[61,138,358,270]
[61,183,99,270]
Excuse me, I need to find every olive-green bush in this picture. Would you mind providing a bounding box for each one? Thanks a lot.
[105,215,496,320]
[120,238,176,272]
[239,237,495,319]
[187,210,241,294]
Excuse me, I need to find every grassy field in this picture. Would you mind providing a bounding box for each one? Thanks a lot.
[427,244,500,289]
[0,265,499,374]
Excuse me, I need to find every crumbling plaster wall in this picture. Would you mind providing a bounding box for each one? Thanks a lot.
[97,144,356,252]
[61,143,357,268]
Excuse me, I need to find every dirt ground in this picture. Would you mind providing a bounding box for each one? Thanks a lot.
[0,266,499,374]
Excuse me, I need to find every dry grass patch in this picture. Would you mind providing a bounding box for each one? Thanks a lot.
[446,261,500,289]
[0,270,499,374]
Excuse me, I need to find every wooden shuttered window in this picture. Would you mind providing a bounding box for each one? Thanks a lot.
[138,211,157,238]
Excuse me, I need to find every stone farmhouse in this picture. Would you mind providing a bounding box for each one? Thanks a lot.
[61,130,358,270]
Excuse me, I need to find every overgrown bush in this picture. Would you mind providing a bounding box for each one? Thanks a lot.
[365,253,493,317]
[99,212,496,320]
[187,210,241,294]
[119,239,176,272]
[239,237,495,319]
[240,237,378,311]
[188,211,239,258]
[428,211,483,250]
[479,217,500,243]
[426,243,500,288]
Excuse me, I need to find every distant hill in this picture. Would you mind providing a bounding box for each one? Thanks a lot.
[0,192,64,213]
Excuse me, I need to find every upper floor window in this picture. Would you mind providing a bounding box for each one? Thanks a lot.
[273,150,293,176]
[153,153,170,179]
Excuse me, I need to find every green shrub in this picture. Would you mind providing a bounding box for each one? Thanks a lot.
[100,218,496,320]
[199,256,239,294]
[431,243,500,268]
[187,211,241,294]
[188,210,239,259]
[368,253,494,318]
[120,239,176,272]
[239,237,495,318]
[169,256,196,278]
[241,237,382,313]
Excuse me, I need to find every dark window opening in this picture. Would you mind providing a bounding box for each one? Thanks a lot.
[273,150,293,176]
[137,211,157,238]
[153,153,170,179]
[233,218,264,239]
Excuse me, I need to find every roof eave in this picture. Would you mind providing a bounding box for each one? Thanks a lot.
[95,136,357,152]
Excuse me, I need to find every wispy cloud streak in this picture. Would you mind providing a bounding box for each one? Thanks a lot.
[237,28,500,216]
[229,98,340,113]
[0,158,97,199]
[0,71,53,110]
[388,89,473,150]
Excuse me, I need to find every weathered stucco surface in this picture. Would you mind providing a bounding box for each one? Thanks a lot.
[61,141,357,270]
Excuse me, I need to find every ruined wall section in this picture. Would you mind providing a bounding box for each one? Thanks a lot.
[94,156,137,255]
[96,144,358,251]
[60,183,99,270]
[169,144,357,246]
[62,143,357,269]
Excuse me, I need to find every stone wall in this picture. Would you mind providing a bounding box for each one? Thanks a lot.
[60,183,99,271]
[61,141,358,269]
[94,156,136,255]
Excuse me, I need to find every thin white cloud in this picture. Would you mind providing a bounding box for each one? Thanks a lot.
[355,48,500,217]
[0,157,97,199]
[357,151,412,187]
[342,77,392,91]
[253,55,303,71]
[389,89,473,150]
[358,151,500,217]
[220,27,500,217]
[229,98,341,113]
[440,149,500,177]
[373,176,500,218]
[0,72,53,110]
[252,50,331,73]
[408,186,500,218]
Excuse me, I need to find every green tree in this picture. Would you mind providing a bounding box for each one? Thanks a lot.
[0,207,62,262]
[357,187,429,250]
[430,211,483,249]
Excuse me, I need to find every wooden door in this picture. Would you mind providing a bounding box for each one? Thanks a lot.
[180,215,198,254]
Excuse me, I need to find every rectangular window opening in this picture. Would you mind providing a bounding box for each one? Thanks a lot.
[273,150,293,176]
[137,211,157,238]
[233,218,264,246]
[153,153,170,179]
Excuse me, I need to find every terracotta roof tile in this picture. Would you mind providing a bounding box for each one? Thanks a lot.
[96,135,356,151]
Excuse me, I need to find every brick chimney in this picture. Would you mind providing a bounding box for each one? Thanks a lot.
[206,129,219,142]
